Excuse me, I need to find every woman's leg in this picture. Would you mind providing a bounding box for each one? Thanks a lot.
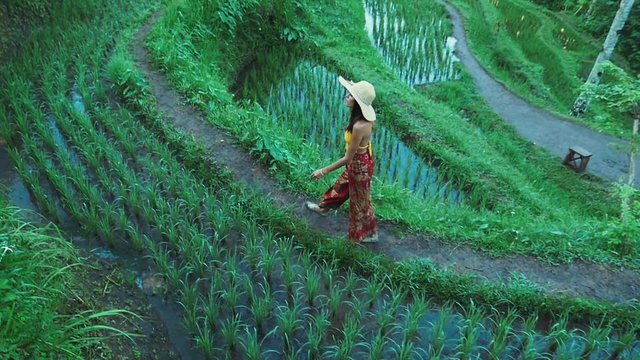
[318,169,350,209]
[347,153,377,242]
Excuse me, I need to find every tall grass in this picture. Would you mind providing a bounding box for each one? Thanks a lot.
[0,205,135,358]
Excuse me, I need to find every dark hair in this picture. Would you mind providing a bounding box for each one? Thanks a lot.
[346,101,364,132]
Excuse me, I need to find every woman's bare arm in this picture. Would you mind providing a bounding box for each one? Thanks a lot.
[311,122,368,180]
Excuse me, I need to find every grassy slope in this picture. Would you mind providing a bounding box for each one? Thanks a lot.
[0,204,89,358]
[449,0,634,138]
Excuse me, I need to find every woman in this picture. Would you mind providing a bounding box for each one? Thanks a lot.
[306,76,378,243]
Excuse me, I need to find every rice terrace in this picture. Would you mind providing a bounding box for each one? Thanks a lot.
[2,0,640,359]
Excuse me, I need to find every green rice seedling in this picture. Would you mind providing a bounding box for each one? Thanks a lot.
[321,259,338,291]
[181,298,200,337]
[179,277,201,315]
[328,313,364,360]
[165,264,182,291]
[242,223,262,273]
[367,329,387,360]
[378,288,407,335]
[201,288,220,331]
[81,203,100,235]
[221,314,244,350]
[457,301,486,360]
[328,283,345,319]
[276,236,296,260]
[282,257,298,297]
[232,202,248,229]
[277,295,304,353]
[343,268,359,297]
[29,180,59,221]
[222,281,244,318]
[488,307,519,359]
[395,337,419,360]
[546,313,569,356]
[162,222,182,250]
[125,224,144,251]
[364,274,387,310]
[521,331,539,360]
[249,282,274,333]
[306,309,330,360]
[96,213,115,247]
[209,231,226,264]
[580,323,612,359]
[225,248,241,289]
[516,313,539,359]
[403,294,430,341]
[241,272,257,307]
[430,304,454,357]
[194,320,219,359]
[346,296,367,324]
[208,207,230,243]
[304,267,322,307]
[609,326,637,359]
[258,242,279,284]
[300,249,315,271]
[184,228,209,278]
[240,327,273,360]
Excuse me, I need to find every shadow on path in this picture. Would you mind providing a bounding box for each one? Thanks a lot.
[131,12,639,305]
[443,1,638,187]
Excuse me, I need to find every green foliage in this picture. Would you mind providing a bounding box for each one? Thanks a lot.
[0,206,136,358]
[599,184,640,254]
[590,62,640,119]
[451,0,588,111]
[183,0,309,45]
[532,0,640,75]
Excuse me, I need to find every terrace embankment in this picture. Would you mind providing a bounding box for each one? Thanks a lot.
[132,11,640,306]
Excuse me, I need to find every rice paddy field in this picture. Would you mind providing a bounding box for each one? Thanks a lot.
[1,0,639,358]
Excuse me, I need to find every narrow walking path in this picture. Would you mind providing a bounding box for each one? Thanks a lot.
[132,12,640,305]
[444,1,639,187]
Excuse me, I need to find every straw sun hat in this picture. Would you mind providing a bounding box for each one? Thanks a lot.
[338,76,376,121]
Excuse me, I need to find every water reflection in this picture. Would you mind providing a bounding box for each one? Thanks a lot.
[245,60,462,205]
[0,145,38,212]
[364,0,460,86]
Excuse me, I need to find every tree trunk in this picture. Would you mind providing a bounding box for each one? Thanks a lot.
[570,0,635,116]
[585,0,598,17]
[629,118,638,186]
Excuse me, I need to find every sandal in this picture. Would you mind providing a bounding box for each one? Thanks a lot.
[305,201,330,216]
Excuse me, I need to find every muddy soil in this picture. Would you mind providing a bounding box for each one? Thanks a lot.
[131,11,640,308]
[69,244,181,360]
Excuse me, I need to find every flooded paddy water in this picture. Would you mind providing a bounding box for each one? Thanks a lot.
[364,0,461,86]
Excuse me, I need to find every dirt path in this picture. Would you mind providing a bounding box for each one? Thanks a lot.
[132,13,640,305]
[443,1,639,187]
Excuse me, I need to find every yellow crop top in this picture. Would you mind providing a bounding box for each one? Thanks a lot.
[345,131,372,157]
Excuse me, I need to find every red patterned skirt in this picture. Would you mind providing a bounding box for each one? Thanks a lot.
[319,152,377,243]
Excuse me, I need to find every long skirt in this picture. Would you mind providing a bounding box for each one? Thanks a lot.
[319,152,377,243]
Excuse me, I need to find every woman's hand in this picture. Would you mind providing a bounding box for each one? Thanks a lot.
[311,169,326,180]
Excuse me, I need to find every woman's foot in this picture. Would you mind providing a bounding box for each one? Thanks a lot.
[361,233,379,243]
[305,201,330,216]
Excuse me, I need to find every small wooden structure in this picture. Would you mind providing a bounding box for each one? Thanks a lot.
[563,145,592,173]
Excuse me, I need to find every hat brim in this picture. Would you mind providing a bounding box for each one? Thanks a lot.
[339,76,376,121]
